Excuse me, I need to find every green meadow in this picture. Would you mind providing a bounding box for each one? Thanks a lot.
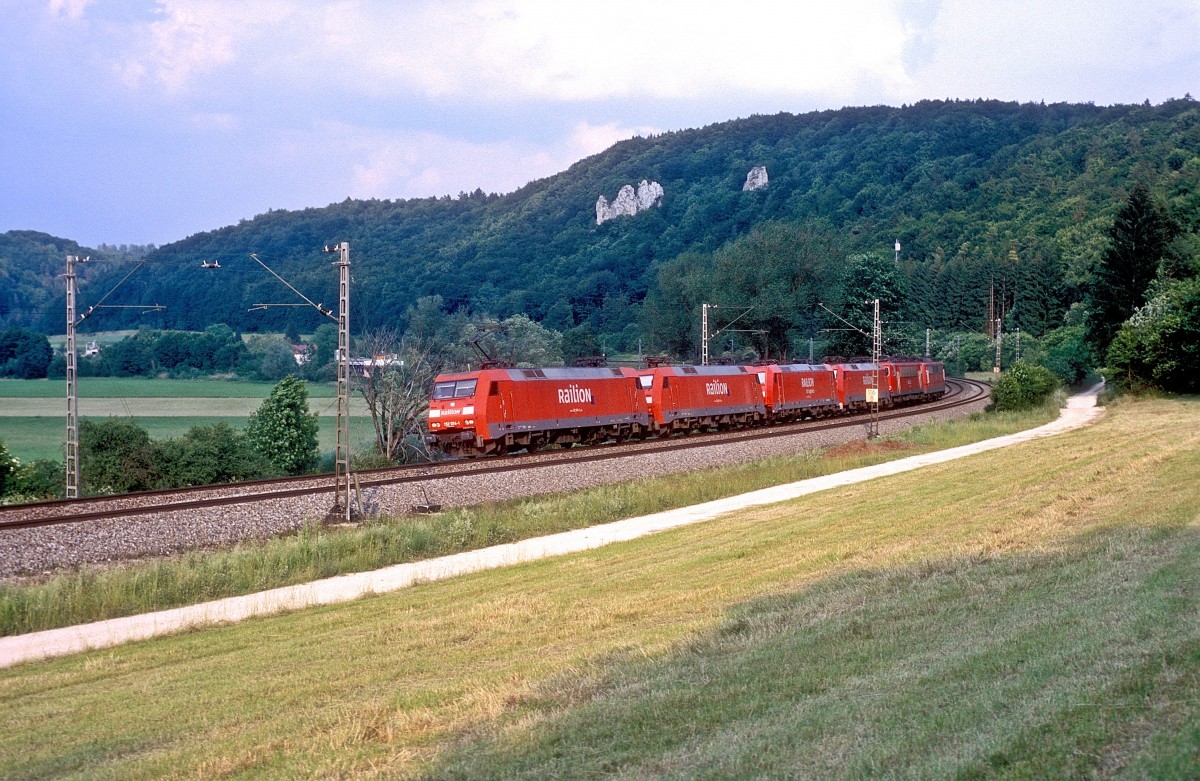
[0,378,365,463]
[0,396,1196,778]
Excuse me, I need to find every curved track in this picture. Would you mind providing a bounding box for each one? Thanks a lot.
[0,378,989,533]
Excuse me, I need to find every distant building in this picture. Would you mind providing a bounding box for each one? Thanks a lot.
[335,349,404,376]
[292,343,314,365]
[83,341,100,357]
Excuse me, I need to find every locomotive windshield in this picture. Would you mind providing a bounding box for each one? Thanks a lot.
[433,379,478,400]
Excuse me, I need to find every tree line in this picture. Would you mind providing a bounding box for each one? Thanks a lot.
[14,98,1196,351]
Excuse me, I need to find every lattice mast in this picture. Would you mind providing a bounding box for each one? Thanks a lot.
[64,255,83,498]
[325,241,353,522]
[868,298,881,440]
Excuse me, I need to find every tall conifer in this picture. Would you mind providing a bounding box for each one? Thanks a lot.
[1086,184,1173,353]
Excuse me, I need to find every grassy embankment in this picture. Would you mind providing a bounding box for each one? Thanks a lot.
[0,395,1196,778]
[0,377,361,463]
[1,398,1056,636]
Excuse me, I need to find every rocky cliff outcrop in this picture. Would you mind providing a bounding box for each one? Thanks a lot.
[596,180,664,224]
[743,166,769,191]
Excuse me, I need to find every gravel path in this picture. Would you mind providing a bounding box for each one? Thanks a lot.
[0,385,1100,668]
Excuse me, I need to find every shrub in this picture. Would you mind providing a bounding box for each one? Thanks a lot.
[1103,277,1200,393]
[6,459,64,501]
[79,418,159,494]
[156,423,273,487]
[1038,324,1093,385]
[990,362,1059,411]
[0,438,16,497]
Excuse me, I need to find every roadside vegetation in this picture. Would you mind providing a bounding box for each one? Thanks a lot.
[0,395,1195,779]
[0,397,1061,635]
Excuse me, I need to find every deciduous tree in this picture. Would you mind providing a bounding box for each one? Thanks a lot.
[246,376,320,475]
[0,327,52,379]
[354,330,443,463]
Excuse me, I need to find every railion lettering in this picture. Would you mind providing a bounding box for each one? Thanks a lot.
[705,381,729,396]
[558,384,594,404]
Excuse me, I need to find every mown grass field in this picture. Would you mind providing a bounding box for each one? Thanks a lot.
[0,396,1197,778]
[0,401,1059,635]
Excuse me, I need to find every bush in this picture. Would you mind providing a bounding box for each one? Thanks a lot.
[79,418,159,494]
[1038,324,1093,385]
[990,362,1059,411]
[0,438,16,497]
[1103,277,1200,393]
[155,423,273,487]
[6,459,64,501]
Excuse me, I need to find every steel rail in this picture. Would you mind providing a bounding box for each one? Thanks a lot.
[0,379,988,532]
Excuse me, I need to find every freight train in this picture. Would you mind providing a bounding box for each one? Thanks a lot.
[425,358,946,457]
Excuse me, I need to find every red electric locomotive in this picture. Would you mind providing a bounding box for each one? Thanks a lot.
[880,358,948,403]
[829,362,888,411]
[632,364,766,433]
[921,360,948,399]
[881,359,923,402]
[426,358,949,457]
[747,363,839,421]
[425,366,650,456]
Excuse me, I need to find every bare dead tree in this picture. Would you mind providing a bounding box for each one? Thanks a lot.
[353,329,444,463]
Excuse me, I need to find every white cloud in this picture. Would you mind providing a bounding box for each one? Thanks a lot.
[290,123,566,200]
[84,1,909,102]
[348,0,913,102]
[47,0,92,20]
[33,0,1200,107]
[110,0,295,92]
[903,0,1200,103]
[317,118,672,202]
[567,121,660,158]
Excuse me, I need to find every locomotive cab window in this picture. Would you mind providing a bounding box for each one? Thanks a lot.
[488,381,499,396]
[434,379,478,399]
[637,375,653,390]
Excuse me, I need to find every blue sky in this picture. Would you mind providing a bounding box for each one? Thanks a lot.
[2,0,1197,248]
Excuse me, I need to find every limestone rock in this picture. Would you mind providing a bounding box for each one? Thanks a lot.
[743,166,769,191]
[596,179,664,224]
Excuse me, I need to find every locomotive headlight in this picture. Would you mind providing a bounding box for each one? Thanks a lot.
[428,409,441,418]
[461,405,475,415]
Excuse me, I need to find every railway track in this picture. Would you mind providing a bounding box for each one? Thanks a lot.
[0,378,988,534]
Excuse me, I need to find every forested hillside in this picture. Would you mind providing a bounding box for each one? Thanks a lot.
[0,232,99,331]
[8,98,1200,362]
